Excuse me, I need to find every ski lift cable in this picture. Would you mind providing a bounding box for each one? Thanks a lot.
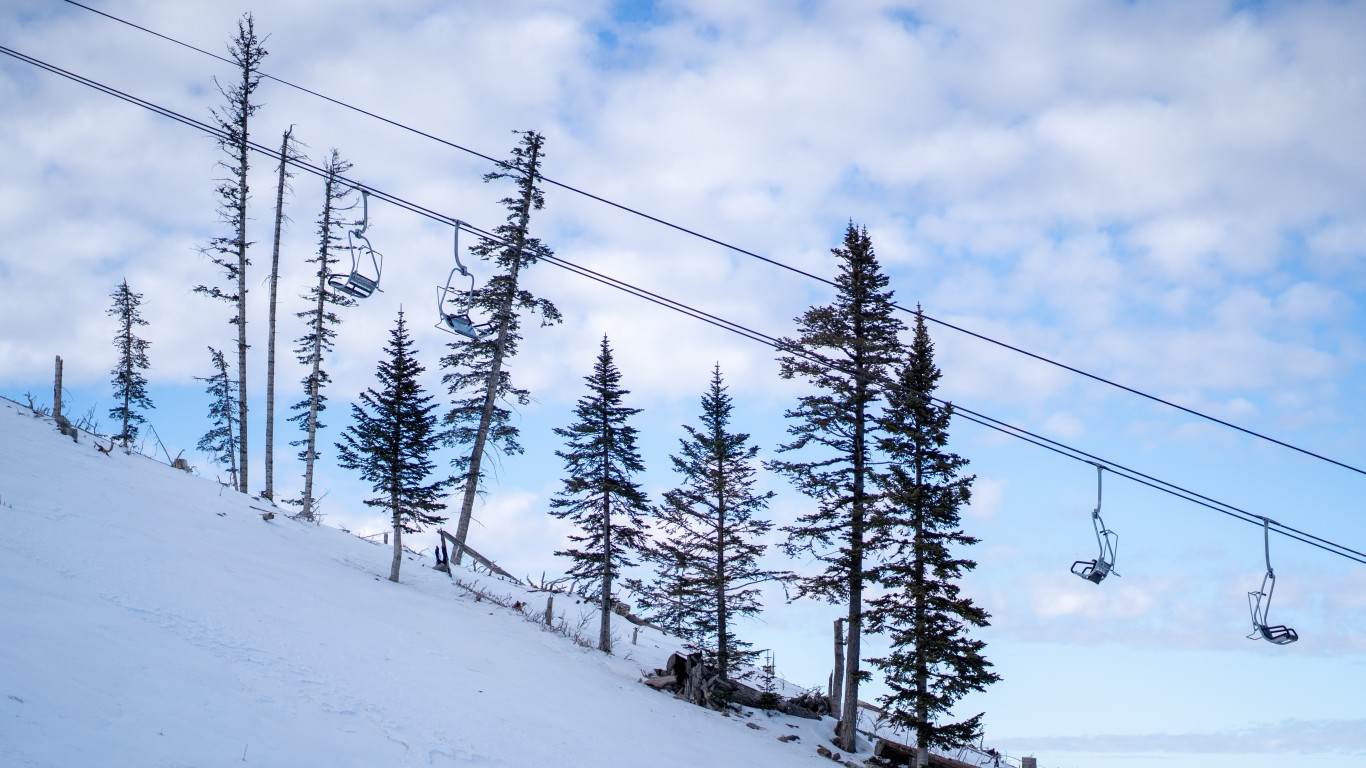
[52,0,1366,481]
[8,43,1363,568]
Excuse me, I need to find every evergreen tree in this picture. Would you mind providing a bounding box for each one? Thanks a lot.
[336,310,452,583]
[635,364,784,677]
[549,336,648,654]
[197,346,239,488]
[867,311,998,756]
[264,126,304,502]
[195,13,266,493]
[106,279,153,449]
[289,149,355,521]
[768,222,905,752]
[625,545,700,640]
[442,130,562,564]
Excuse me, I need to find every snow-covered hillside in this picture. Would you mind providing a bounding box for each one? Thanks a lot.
[0,396,910,767]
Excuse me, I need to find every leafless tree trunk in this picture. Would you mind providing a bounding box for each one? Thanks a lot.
[389,508,403,583]
[599,493,613,653]
[831,617,845,716]
[263,126,297,502]
[53,355,63,420]
[233,81,252,497]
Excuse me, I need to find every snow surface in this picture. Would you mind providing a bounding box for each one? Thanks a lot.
[0,398,894,767]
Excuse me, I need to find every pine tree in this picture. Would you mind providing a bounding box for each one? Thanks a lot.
[867,311,998,756]
[768,222,905,752]
[197,346,239,488]
[625,545,700,640]
[336,310,452,583]
[264,126,304,502]
[195,13,266,493]
[106,279,153,449]
[289,149,355,521]
[635,364,783,677]
[442,130,562,564]
[549,336,649,654]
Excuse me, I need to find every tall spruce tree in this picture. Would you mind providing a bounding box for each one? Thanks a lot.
[196,14,266,493]
[336,310,452,583]
[769,222,905,752]
[197,346,239,488]
[634,364,783,677]
[442,130,561,564]
[289,150,355,521]
[549,335,649,654]
[867,311,998,758]
[106,279,153,449]
[264,126,304,502]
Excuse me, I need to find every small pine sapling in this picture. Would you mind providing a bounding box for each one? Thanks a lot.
[106,279,153,449]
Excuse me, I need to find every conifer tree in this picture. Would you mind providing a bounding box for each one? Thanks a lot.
[549,335,648,654]
[336,310,452,583]
[442,130,562,564]
[197,346,239,488]
[289,149,355,521]
[635,364,783,677]
[769,222,905,752]
[106,279,153,449]
[264,126,304,502]
[625,546,700,640]
[195,14,266,493]
[868,311,998,757]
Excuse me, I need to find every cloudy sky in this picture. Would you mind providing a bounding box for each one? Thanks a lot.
[4,1,1366,766]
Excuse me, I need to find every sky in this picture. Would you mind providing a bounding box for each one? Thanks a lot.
[3,1,1366,766]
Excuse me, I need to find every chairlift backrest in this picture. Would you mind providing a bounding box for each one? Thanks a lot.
[330,189,382,299]
[435,220,487,339]
[1071,464,1118,583]
[1247,517,1298,645]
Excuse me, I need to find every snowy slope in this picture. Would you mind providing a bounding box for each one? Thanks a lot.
[0,398,856,768]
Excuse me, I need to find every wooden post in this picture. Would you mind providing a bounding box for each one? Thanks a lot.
[1021,758,1037,768]
[544,595,554,626]
[632,626,639,645]
[831,618,845,716]
[53,355,63,419]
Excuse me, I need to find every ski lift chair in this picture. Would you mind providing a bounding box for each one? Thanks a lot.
[1071,464,1119,584]
[1248,517,1299,645]
[328,190,383,299]
[435,221,489,340]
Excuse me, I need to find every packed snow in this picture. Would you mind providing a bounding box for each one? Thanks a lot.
[1,396,938,767]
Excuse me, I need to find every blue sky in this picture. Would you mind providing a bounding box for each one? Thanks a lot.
[3,1,1366,766]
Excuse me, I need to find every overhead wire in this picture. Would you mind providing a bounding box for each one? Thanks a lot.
[51,0,1366,481]
[3,42,1363,568]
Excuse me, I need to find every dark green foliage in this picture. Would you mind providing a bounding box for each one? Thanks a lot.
[336,311,453,582]
[288,149,354,520]
[442,130,562,558]
[106,279,153,448]
[549,336,649,653]
[631,365,784,677]
[768,222,905,751]
[196,347,238,487]
[868,310,998,751]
